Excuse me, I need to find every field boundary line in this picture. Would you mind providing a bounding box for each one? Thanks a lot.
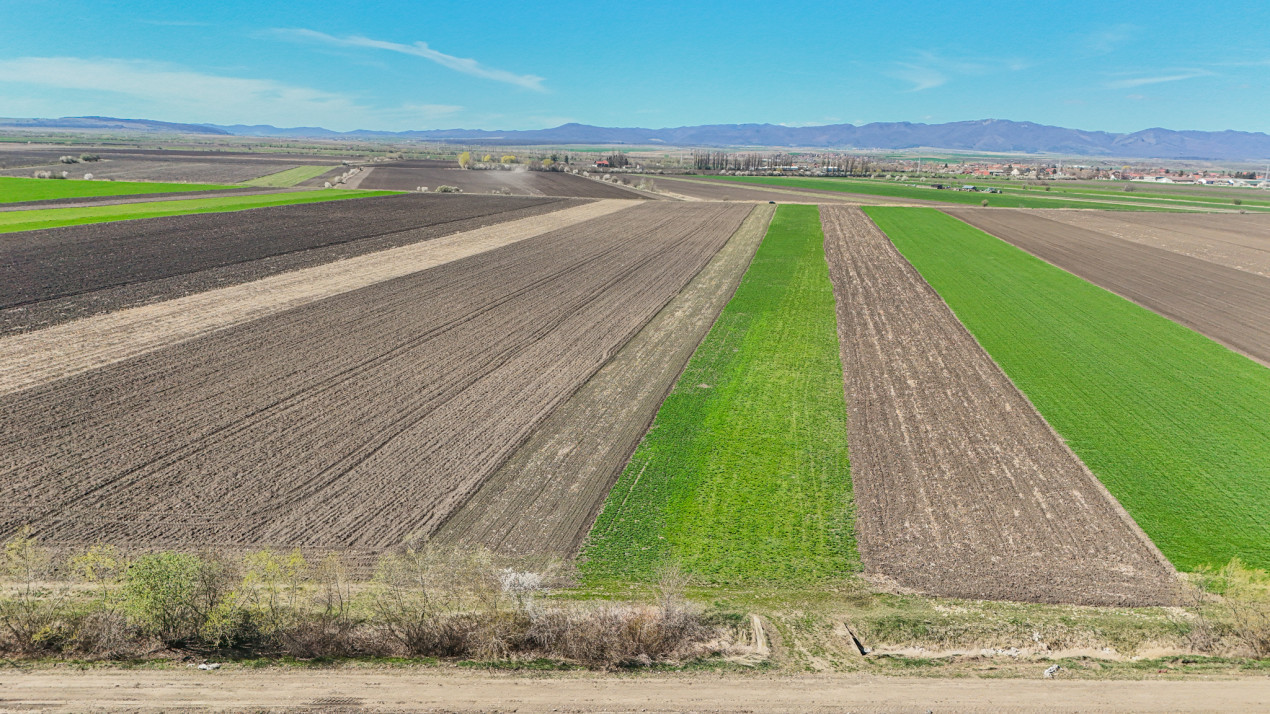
[944,208,1270,368]
[867,209,1176,575]
[0,199,636,395]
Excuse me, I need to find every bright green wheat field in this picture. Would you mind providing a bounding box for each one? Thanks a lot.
[0,176,231,203]
[0,189,399,233]
[581,204,857,585]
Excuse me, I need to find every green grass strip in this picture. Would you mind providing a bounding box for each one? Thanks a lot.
[239,165,336,187]
[0,176,231,203]
[0,190,401,234]
[581,205,857,585]
[711,176,1201,211]
[866,207,1270,571]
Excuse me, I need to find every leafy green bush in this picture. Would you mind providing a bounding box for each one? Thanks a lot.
[122,552,239,645]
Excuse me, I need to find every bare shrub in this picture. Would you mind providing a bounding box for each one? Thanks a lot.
[369,544,517,657]
[1182,559,1270,658]
[526,564,708,668]
[67,544,133,656]
[0,527,71,654]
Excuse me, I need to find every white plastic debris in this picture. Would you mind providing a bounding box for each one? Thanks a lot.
[197,663,221,670]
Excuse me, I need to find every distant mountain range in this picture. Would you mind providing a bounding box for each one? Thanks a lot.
[3,116,1269,161]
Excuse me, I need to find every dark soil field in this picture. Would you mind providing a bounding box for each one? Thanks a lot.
[0,194,579,333]
[435,204,769,556]
[0,202,746,551]
[656,175,938,205]
[947,208,1270,365]
[0,148,346,183]
[1034,210,1270,277]
[822,205,1175,606]
[357,162,650,199]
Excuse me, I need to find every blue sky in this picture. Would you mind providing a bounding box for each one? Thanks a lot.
[0,1,1266,133]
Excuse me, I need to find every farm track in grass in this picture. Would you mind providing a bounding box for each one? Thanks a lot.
[822,206,1173,605]
[435,204,775,557]
[713,176,1207,210]
[1031,210,1270,278]
[0,193,578,334]
[867,207,1270,571]
[0,189,399,235]
[357,161,652,199]
[0,175,231,203]
[239,165,338,187]
[947,208,1270,365]
[581,204,856,584]
[0,202,748,550]
[0,200,629,396]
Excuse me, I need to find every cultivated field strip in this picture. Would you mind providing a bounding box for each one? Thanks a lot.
[0,194,568,314]
[0,202,750,549]
[823,206,1174,605]
[0,199,630,396]
[947,209,1270,365]
[434,204,775,556]
[2,196,582,334]
[1033,210,1270,278]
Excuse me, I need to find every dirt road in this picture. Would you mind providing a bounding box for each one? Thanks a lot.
[0,200,629,396]
[0,194,578,332]
[823,206,1175,605]
[1,668,1266,713]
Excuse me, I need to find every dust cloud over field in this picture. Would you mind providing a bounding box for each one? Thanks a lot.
[948,208,1270,365]
[357,161,649,199]
[0,203,748,551]
[823,205,1175,606]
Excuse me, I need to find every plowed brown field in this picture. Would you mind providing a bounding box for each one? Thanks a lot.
[1033,210,1270,277]
[823,206,1174,605]
[0,202,749,551]
[946,208,1270,365]
[434,204,774,556]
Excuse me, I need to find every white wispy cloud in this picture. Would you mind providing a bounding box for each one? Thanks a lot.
[889,63,948,92]
[886,50,1028,92]
[1084,24,1136,55]
[0,57,461,130]
[273,28,546,91]
[1105,70,1213,89]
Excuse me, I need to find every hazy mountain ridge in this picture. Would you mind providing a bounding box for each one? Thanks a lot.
[3,116,1269,160]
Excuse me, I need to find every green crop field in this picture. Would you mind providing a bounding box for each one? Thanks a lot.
[0,176,231,203]
[581,205,857,585]
[709,175,1207,210]
[0,189,400,234]
[866,207,1270,572]
[239,165,336,187]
